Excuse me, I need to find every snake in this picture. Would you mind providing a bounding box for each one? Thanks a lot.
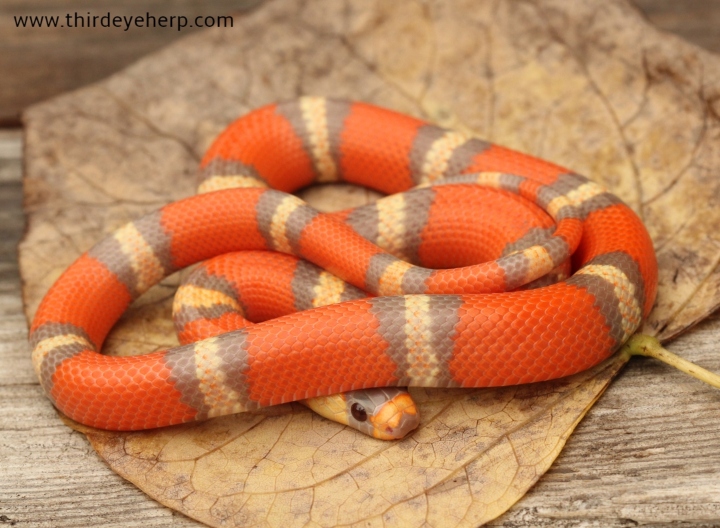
[29,96,658,433]
[173,250,421,439]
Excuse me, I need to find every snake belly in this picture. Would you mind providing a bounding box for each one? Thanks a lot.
[29,97,658,431]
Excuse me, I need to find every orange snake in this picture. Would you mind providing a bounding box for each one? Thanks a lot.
[29,97,658,433]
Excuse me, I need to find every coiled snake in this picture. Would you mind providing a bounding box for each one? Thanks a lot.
[29,97,658,433]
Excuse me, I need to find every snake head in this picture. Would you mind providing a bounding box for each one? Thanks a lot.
[345,387,420,440]
[302,387,419,440]
[353,387,420,440]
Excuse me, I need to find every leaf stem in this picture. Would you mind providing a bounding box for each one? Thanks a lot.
[620,334,720,389]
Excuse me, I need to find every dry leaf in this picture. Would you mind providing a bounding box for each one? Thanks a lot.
[19,0,720,526]
[65,356,625,527]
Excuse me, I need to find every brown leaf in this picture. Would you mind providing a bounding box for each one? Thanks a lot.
[63,355,626,527]
[19,0,720,526]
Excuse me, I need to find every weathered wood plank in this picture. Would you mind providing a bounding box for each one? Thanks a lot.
[0,131,29,389]
[635,0,720,54]
[0,0,259,125]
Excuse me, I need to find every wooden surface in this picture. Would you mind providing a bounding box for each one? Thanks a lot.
[0,0,259,126]
[635,0,720,53]
[2,1,720,527]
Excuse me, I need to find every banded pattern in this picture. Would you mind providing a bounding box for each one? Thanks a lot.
[173,181,566,438]
[172,251,421,440]
[30,97,658,431]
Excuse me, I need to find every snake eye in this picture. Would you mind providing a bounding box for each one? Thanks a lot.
[350,402,368,422]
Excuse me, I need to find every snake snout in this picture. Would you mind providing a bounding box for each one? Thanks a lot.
[370,392,420,440]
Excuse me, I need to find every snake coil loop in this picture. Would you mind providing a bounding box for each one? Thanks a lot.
[29,97,658,431]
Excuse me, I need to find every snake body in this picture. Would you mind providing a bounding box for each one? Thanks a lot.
[30,97,658,431]
[174,250,421,439]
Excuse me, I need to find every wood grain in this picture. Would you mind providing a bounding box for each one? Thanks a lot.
[635,0,720,55]
[0,0,259,126]
[2,1,720,527]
